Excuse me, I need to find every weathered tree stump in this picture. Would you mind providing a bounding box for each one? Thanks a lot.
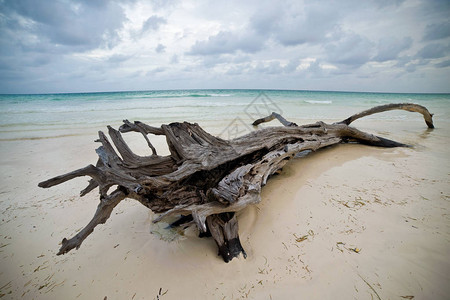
[38,103,434,262]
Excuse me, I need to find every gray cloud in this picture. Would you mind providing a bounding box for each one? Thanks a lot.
[188,30,265,55]
[416,43,449,59]
[146,67,166,76]
[148,0,179,11]
[395,55,413,68]
[141,15,167,34]
[225,64,248,76]
[170,54,179,64]
[223,59,300,77]
[418,0,450,17]
[423,22,450,41]
[325,32,374,68]
[249,3,283,37]
[0,0,127,51]
[0,0,131,94]
[273,6,338,46]
[373,37,413,62]
[254,61,285,75]
[405,63,417,73]
[284,58,301,73]
[305,60,325,76]
[435,60,450,68]
[108,54,132,63]
[249,2,338,46]
[373,0,405,8]
[155,43,166,53]
[196,54,252,68]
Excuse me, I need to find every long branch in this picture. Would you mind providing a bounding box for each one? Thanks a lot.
[38,164,103,188]
[252,112,298,127]
[338,103,434,128]
[57,189,126,255]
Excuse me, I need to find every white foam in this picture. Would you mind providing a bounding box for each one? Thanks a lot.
[304,100,332,104]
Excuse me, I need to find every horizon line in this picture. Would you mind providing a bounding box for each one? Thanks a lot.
[1,88,450,96]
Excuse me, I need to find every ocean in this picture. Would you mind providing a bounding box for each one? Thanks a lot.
[1,89,449,141]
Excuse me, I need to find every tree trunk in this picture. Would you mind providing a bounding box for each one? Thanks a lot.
[38,103,434,262]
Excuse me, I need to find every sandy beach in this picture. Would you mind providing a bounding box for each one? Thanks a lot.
[0,116,449,300]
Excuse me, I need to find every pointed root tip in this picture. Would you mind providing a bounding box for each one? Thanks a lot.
[38,180,53,188]
[56,238,69,255]
[37,182,46,188]
[218,238,247,263]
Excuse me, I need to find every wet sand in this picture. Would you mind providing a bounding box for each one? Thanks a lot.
[0,119,449,299]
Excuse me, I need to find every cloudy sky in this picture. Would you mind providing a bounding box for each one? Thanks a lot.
[0,0,449,94]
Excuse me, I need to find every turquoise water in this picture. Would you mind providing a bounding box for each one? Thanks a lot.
[0,89,449,140]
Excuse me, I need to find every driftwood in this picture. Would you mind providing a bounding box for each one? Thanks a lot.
[38,103,434,262]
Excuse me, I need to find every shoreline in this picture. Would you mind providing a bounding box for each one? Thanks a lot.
[0,118,449,299]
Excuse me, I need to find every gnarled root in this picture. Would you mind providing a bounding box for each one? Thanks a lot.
[39,103,434,262]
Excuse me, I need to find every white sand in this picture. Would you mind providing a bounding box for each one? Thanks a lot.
[0,120,449,299]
